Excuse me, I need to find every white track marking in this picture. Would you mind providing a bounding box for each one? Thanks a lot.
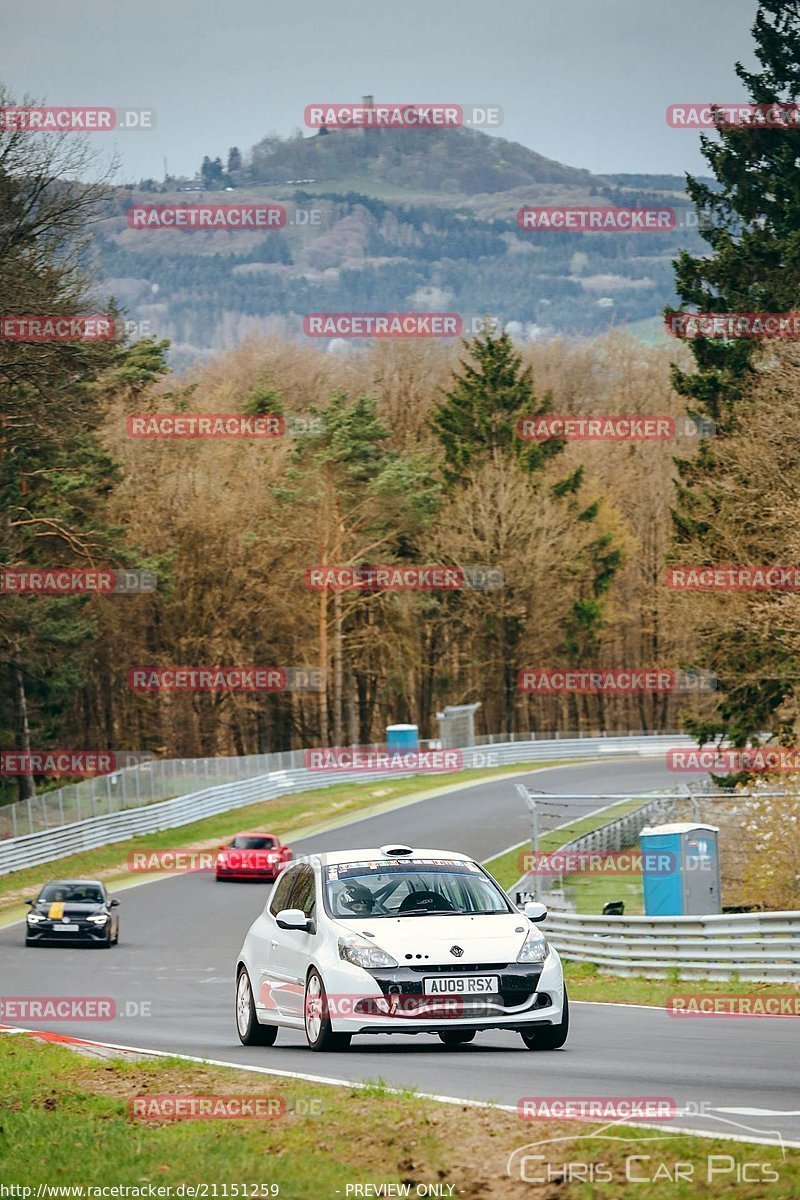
[2,1024,797,1150]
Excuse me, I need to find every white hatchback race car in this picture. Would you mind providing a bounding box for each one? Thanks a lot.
[235,844,568,1051]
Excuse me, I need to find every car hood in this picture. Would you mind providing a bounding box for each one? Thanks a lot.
[335,912,536,964]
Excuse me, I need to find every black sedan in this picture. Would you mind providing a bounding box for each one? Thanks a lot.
[25,879,120,948]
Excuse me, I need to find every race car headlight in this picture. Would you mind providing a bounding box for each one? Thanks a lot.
[517,930,548,963]
[87,914,109,924]
[27,912,45,923]
[338,936,398,970]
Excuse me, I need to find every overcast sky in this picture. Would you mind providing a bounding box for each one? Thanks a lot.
[1,0,760,183]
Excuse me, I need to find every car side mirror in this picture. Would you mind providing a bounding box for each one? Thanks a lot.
[524,901,548,923]
[24,898,34,905]
[109,899,120,908]
[275,907,312,932]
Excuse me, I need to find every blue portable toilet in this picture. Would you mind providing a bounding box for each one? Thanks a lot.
[386,723,419,751]
[639,823,721,916]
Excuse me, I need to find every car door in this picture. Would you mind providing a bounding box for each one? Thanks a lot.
[254,865,301,1020]
[268,864,318,1020]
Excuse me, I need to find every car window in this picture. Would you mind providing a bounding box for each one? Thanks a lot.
[39,883,104,905]
[324,861,510,919]
[269,866,300,915]
[289,866,316,918]
[231,836,277,849]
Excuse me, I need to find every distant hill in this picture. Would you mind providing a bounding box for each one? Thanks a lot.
[94,128,707,367]
[246,127,601,196]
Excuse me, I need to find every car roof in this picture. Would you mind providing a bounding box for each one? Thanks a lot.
[41,879,105,887]
[231,831,279,838]
[300,847,473,869]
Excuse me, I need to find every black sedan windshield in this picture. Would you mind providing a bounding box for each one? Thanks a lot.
[39,883,104,904]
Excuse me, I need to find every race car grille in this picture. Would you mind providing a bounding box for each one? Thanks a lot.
[407,963,508,973]
[367,966,543,1013]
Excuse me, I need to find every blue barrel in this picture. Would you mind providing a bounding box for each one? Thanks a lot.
[386,723,419,751]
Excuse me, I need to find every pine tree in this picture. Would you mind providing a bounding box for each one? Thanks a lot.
[431,325,622,733]
[431,324,563,486]
[669,1,800,742]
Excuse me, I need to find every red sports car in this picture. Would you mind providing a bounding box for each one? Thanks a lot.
[215,833,293,882]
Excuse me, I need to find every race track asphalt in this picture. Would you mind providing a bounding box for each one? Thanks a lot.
[2,758,798,1147]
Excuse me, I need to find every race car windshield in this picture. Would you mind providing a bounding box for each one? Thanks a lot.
[230,836,277,849]
[39,883,104,904]
[324,860,512,919]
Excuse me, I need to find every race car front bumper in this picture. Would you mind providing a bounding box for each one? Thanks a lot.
[323,946,565,1035]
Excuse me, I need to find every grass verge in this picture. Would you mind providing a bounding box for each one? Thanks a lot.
[563,961,800,1005]
[0,761,576,917]
[484,805,800,1005]
[483,796,649,891]
[0,1035,795,1199]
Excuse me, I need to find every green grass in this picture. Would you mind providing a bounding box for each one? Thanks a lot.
[0,759,577,916]
[564,961,800,1006]
[0,1036,795,1199]
[561,871,645,915]
[483,796,650,891]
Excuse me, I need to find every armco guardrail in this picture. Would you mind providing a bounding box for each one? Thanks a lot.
[543,910,800,983]
[0,728,686,840]
[555,794,680,856]
[0,733,694,875]
[512,790,682,907]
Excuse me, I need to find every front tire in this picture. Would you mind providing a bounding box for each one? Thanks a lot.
[304,969,351,1052]
[520,988,569,1050]
[438,1030,476,1046]
[236,969,278,1046]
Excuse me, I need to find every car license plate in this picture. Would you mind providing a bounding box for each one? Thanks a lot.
[423,975,499,995]
[53,924,79,931]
